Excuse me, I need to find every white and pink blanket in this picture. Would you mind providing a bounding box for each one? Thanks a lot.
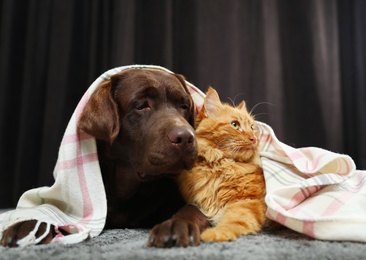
[0,65,365,246]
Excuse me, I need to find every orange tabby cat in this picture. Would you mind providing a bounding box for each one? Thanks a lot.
[177,87,266,242]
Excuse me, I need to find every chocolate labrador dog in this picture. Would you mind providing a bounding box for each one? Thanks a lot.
[1,68,209,248]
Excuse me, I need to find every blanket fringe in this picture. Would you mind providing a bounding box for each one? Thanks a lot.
[16,221,51,247]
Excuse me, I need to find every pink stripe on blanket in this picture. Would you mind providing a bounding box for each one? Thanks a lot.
[61,132,94,145]
[288,151,328,173]
[282,186,323,210]
[288,150,326,171]
[75,90,92,121]
[75,91,94,221]
[57,153,98,171]
[271,209,316,238]
[320,173,365,216]
[53,224,84,240]
[321,192,354,217]
[288,193,319,216]
[258,134,287,157]
[188,86,198,95]
[76,134,94,220]
[287,150,304,161]
[302,221,316,238]
[274,211,288,225]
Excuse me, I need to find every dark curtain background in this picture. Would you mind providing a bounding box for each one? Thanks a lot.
[0,0,365,208]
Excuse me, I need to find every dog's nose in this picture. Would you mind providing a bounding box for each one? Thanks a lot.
[168,127,195,146]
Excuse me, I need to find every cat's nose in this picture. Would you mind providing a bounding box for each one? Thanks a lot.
[250,137,257,144]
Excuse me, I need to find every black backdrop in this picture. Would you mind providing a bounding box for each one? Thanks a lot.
[0,0,365,208]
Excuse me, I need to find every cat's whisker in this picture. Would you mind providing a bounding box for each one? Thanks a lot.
[227,97,236,107]
[214,139,226,148]
[232,147,241,154]
[252,112,270,120]
[227,93,246,106]
[249,102,274,115]
[220,142,249,156]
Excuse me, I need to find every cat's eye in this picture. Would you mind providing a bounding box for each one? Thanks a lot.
[231,121,240,130]
[251,124,255,130]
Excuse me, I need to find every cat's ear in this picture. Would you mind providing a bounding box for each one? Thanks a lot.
[237,100,247,112]
[204,87,222,118]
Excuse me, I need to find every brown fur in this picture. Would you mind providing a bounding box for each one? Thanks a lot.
[178,87,266,242]
[1,69,210,248]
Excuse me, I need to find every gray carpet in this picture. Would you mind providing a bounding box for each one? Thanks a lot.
[1,210,365,260]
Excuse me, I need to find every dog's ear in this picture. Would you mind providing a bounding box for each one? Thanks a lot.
[174,73,196,128]
[189,105,196,129]
[78,80,120,144]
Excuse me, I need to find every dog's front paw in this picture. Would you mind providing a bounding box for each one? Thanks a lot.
[200,227,237,242]
[1,220,54,247]
[147,217,201,248]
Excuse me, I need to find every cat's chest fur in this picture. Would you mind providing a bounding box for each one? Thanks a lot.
[179,142,264,218]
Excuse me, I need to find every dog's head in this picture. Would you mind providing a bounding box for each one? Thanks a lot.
[78,68,197,180]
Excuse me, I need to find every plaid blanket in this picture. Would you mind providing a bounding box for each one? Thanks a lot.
[257,122,366,241]
[0,65,365,246]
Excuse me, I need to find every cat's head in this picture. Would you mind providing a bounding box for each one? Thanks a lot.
[196,87,259,162]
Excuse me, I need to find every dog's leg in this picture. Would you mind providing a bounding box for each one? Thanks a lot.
[147,204,210,248]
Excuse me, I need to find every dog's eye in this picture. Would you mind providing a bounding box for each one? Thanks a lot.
[180,103,189,109]
[135,101,150,110]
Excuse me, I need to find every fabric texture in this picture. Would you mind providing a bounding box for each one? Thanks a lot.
[257,122,366,242]
[0,65,365,246]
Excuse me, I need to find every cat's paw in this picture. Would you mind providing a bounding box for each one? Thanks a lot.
[201,147,224,163]
[200,227,237,242]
